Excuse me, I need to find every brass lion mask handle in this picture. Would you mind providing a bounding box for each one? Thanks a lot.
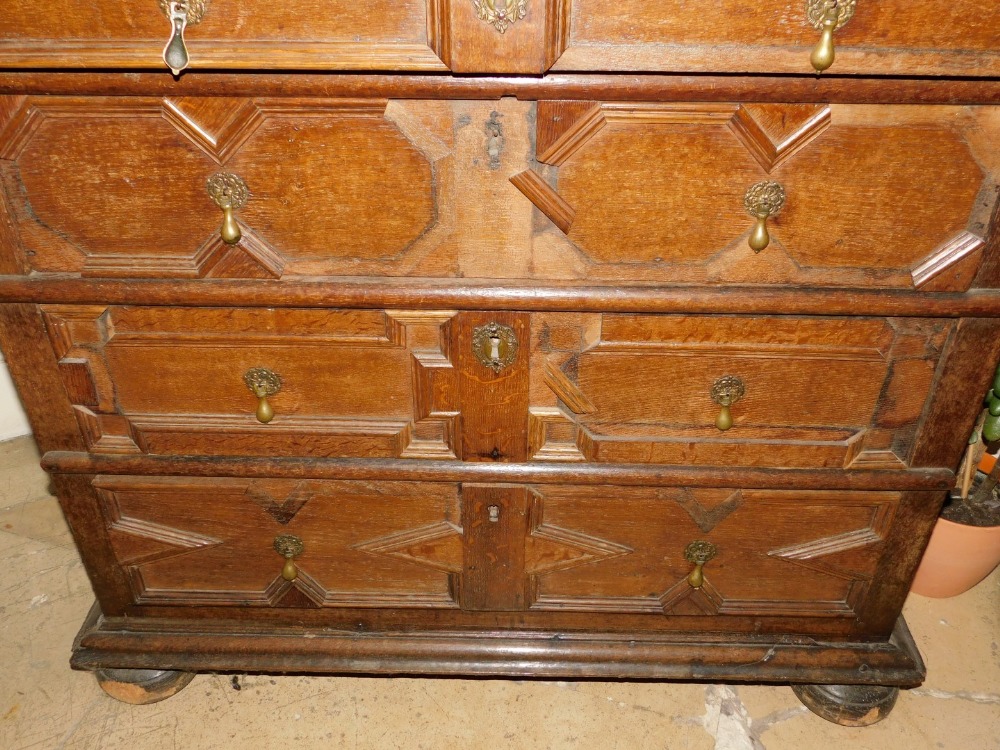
[711,375,746,432]
[274,534,304,582]
[207,173,249,245]
[244,367,282,424]
[807,0,856,73]
[744,181,786,253]
[684,540,718,589]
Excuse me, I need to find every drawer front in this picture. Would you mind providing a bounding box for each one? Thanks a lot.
[42,305,464,460]
[529,313,952,469]
[4,97,996,292]
[0,0,445,72]
[555,0,1000,76]
[3,2,996,76]
[519,102,998,291]
[96,475,907,635]
[526,485,899,620]
[46,305,951,470]
[98,476,466,608]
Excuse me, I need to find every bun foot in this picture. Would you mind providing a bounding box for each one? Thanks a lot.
[94,668,195,704]
[792,683,899,726]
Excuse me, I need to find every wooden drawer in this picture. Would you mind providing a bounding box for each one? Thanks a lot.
[554,0,1000,76]
[45,304,952,470]
[0,0,445,72]
[517,102,999,291]
[3,97,996,291]
[524,485,900,622]
[95,475,907,636]
[42,305,463,460]
[0,97,445,279]
[528,313,952,469]
[3,1,996,76]
[98,476,466,609]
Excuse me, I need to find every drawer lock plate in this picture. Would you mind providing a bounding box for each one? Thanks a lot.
[472,322,519,373]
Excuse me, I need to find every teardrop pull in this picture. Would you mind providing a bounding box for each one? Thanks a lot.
[255,391,275,424]
[715,404,733,432]
[162,3,190,75]
[749,215,770,253]
[811,19,837,73]
[220,206,241,245]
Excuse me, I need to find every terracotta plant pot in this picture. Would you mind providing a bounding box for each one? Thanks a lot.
[910,516,1000,598]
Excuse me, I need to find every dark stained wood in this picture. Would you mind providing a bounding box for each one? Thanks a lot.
[522,486,901,626]
[39,305,455,460]
[529,314,949,470]
[460,485,530,610]
[49,474,133,616]
[71,609,926,685]
[559,0,1000,77]
[2,74,1000,105]
[43,452,955,490]
[456,312,531,462]
[5,277,1000,317]
[792,684,900,726]
[429,0,568,74]
[4,1,999,700]
[971,185,1000,289]
[0,304,85,454]
[528,102,993,289]
[0,0,444,72]
[93,476,463,610]
[910,318,1000,469]
[851,490,947,635]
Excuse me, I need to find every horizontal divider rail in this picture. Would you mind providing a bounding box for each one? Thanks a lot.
[4,277,1000,317]
[43,451,954,491]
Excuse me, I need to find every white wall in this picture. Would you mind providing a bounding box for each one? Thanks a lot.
[0,357,32,440]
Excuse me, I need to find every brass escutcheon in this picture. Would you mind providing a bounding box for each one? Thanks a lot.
[206,173,249,245]
[472,0,528,33]
[472,322,519,373]
[744,181,786,253]
[806,0,856,73]
[711,375,746,432]
[158,0,208,75]
[244,367,282,424]
[684,540,718,589]
[274,534,304,582]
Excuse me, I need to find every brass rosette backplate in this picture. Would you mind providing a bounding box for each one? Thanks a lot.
[206,172,249,211]
[744,181,786,219]
[806,0,856,31]
[158,0,209,24]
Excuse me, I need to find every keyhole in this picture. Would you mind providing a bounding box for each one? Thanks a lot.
[489,335,501,363]
[488,505,500,522]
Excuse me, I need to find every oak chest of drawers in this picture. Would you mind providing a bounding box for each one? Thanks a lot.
[2,0,999,724]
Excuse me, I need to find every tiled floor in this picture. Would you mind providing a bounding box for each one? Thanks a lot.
[0,435,997,749]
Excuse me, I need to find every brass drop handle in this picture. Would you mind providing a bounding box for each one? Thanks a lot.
[684,540,717,589]
[244,367,282,424]
[711,375,746,432]
[158,0,207,75]
[806,0,856,73]
[744,181,786,253]
[206,173,249,245]
[274,534,304,582]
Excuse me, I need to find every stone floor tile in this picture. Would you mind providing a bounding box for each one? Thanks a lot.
[0,438,51,512]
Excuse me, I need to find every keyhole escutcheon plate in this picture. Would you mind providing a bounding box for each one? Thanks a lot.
[472,322,518,373]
